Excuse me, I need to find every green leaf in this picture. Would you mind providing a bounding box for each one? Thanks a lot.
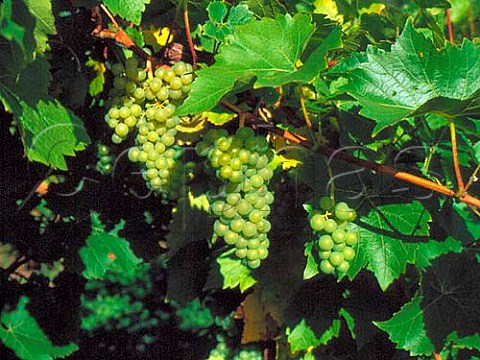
[177,14,341,116]
[17,98,90,170]
[103,0,150,25]
[287,318,340,353]
[415,236,463,269]
[421,253,480,351]
[207,1,228,23]
[473,141,480,164]
[341,19,480,135]
[375,295,434,356]
[24,0,56,53]
[216,252,256,292]
[0,297,78,359]
[202,111,237,126]
[303,241,320,280]
[79,212,142,280]
[352,201,430,290]
[86,58,106,97]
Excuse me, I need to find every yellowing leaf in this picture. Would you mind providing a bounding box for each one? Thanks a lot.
[143,25,172,51]
[269,154,302,170]
[86,58,106,96]
[313,0,344,23]
[359,3,386,14]
[188,192,210,212]
[202,111,237,125]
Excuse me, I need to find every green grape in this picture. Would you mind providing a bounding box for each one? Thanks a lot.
[343,247,355,261]
[335,202,354,221]
[332,229,346,243]
[230,218,244,233]
[320,259,335,274]
[337,261,350,273]
[224,230,240,245]
[324,219,338,233]
[310,214,326,232]
[329,252,344,266]
[333,243,346,251]
[214,220,229,237]
[318,235,334,251]
[319,196,335,210]
[319,250,331,260]
[345,231,358,246]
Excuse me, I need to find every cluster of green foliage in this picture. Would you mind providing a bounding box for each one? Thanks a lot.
[1,0,480,359]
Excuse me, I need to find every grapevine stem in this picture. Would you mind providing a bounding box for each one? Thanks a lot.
[183,1,197,69]
[220,100,480,209]
[446,5,454,44]
[449,119,465,192]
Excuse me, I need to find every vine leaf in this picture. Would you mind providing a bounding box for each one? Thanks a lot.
[349,201,430,290]
[0,296,78,359]
[421,253,480,351]
[103,0,150,25]
[341,19,480,135]
[177,13,341,115]
[415,236,462,269]
[23,0,56,53]
[79,212,142,280]
[216,251,256,292]
[0,0,25,47]
[374,295,434,356]
[287,318,340,353]
[0,0,90,170]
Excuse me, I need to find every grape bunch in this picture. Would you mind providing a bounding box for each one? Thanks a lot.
[309,197,359,275]
[95,143,113,175]
[195,128,274,269]
[103,57,193,200]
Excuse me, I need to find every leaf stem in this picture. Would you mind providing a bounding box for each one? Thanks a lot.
[449,119,465,192]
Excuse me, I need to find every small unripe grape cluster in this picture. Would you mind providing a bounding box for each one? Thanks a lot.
[104,57,194,200]
[309,197,359,275]
[81,263,158,333]
[196,128,274,269]
[95,143,113,175]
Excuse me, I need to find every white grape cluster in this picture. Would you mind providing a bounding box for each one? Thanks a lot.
[196,128,274,269]
[103,57,193,200]
[309,197,359,275]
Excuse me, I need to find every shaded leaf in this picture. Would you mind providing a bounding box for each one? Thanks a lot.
[0,297,78,359]
[24,0,56,53]
[341,20,480,135]
[421,253,480,351]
